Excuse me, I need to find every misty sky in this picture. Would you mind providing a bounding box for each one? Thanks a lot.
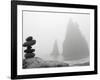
[23,11,90,60]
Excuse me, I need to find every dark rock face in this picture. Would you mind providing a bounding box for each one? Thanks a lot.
[62,20,89,61]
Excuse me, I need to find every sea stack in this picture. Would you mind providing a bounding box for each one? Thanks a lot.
[62,20,89,61]
[50,40,60,59]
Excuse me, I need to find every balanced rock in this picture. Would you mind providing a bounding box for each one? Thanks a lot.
[24,49,35,53]
[23,40,36,47]
[26,36,33,41]
[27,46,32,49]
[24,53,35,59]
[23,36,36,59]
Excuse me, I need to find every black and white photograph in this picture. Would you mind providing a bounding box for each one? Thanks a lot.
[11,1,97,79]
[22,10,90,69]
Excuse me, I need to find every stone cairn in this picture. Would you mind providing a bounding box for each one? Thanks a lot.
[23,36,36,59]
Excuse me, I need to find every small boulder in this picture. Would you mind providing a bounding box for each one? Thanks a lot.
[26,36,33,41]
[23,40,36,47]
[27,46,32,49]
[24,53,35,59]
[24,49,35,53]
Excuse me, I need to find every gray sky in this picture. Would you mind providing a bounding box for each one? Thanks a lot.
[23,11,90,60]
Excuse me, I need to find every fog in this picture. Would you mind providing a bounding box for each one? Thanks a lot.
[23,11,90,61]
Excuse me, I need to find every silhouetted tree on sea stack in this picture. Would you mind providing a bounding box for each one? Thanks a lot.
[23,36,36,59]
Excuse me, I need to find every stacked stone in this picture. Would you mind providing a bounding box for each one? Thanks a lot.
[23,36,36,59]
